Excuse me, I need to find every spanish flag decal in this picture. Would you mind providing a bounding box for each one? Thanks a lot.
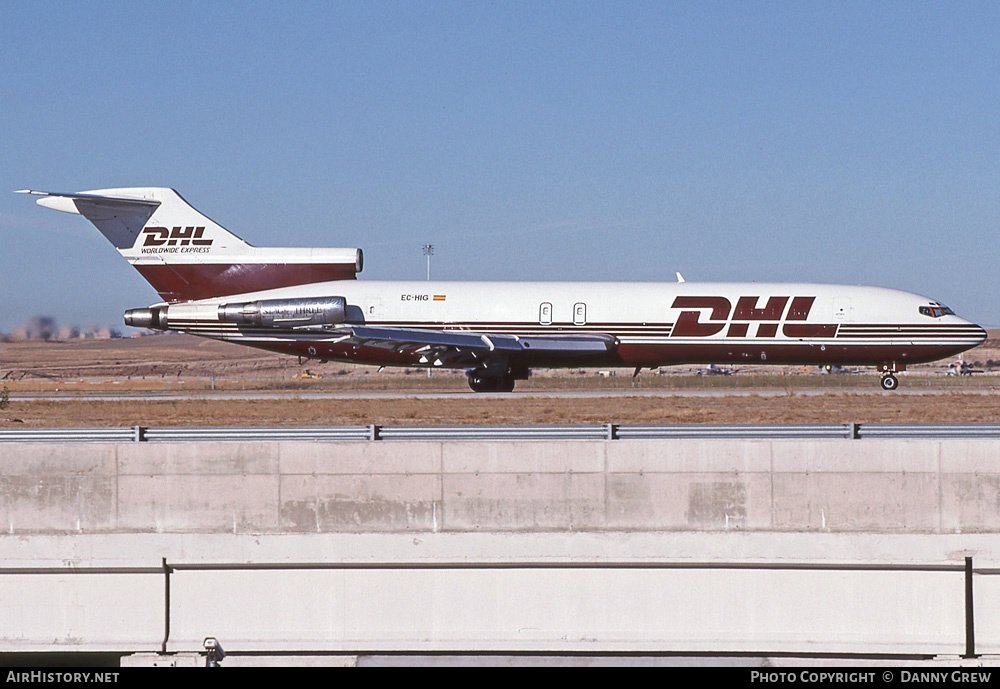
[433,295,446,301]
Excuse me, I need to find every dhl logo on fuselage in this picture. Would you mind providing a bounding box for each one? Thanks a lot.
[670,296,835,338]
[141,226,213,248]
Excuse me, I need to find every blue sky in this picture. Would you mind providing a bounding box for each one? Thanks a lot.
[2,1,998,331]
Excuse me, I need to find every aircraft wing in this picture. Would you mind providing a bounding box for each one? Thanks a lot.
[340,325,618,367]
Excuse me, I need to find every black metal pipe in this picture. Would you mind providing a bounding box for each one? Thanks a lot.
[964,556,976,658]
[162,557,171,654]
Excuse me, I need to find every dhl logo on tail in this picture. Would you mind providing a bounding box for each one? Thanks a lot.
[141,226,213,248]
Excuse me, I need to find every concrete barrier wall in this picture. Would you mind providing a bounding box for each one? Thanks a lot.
[166,567,966,655]
[3,438,1000,656]
[2,530,999,655]
[0,572,162,652]
[2,439,1000,534]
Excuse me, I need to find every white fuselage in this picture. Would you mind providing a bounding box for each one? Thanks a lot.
[26,187,986,389]
[162,279,986,370]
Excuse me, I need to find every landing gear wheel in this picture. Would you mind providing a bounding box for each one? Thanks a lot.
[467,373,516,393]
[880,374,899,391]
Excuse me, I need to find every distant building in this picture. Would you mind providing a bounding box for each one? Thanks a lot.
[58,325,81,340]
[7,319,121,341]
[27,316,57,341]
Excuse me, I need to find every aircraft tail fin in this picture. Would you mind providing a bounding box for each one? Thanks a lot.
[18,188,363,302]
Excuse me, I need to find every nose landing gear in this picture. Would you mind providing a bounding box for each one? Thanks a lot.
[879,373,899,391]
[878,362,904,391]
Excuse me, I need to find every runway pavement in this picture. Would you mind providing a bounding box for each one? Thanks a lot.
[11,387,999,401]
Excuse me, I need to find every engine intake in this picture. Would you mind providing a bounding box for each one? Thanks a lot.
[218,297,347,328]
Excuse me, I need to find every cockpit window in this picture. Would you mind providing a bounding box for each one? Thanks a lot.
[919,303,954,318]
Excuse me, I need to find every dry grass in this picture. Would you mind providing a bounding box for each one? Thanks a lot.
[3,393,1000,428]
[2,333,999,427]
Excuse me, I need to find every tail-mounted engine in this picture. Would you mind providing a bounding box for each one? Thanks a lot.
[123,305,169,330]
[217,297,348,328]
[124,296,350,331]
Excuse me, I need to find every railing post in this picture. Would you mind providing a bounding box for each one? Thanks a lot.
[964,556,977,658]
[162,557,171,653]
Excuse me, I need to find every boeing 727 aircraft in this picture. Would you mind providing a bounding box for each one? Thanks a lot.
[18,187,987,392]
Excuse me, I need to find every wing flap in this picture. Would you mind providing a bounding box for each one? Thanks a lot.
[344,325,617,359]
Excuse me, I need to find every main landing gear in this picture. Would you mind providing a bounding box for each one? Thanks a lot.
[466,363,528,393]
[467,372,516,393]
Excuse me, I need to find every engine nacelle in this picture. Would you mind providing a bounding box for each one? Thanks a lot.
[218,297,347,328]
[124,305,168,331]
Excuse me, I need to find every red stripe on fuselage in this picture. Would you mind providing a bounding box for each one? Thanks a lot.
[227,338,979,370]
[134,263,357,301]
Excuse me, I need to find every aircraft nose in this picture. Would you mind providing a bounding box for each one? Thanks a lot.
[961,319,989,344]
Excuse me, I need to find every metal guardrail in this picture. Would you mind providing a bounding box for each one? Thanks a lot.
[377,424,615,441]
[858,424,1000,439]
[616,424,857,440]
[3,424,1000,443]
[0,427,142,443]
[142,425,377,442]
[1,423,1000,443]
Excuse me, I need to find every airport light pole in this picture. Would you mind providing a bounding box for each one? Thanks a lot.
[422,243,434,281]
[422,243,434,378]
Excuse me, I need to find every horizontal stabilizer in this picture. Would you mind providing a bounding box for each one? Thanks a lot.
[16,189,161,206]
[17,189,162,249]
[19,186,364,301]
